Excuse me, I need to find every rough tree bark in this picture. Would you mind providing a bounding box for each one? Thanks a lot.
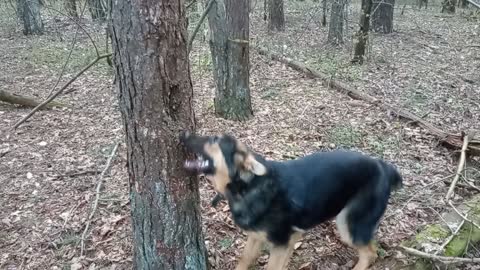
[352,0,373,64]
[64,0,78,18]
[208,0,253,120]
[371,0,395,33]
[17,0,44,35]
[418,0,428,9]
[441,0,457,12]
[328,0,347,44]
[88,0,106,21]
[111,0,208,269]
[322,0,328,26]
[268,0,285,31]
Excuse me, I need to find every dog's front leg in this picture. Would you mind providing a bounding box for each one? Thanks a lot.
[235,234,263,270]
[266,232,302,270]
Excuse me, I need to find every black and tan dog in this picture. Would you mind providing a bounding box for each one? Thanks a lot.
[180,132,402,270]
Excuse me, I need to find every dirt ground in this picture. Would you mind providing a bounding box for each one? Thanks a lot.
[1,1,479,270]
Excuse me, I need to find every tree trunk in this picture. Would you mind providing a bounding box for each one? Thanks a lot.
[207,0,253,121]
[328,0,346,44]
[322,0,328,26]
[110,0,208,269]
[268,0,285,31]
[459,0,468,7]
[88,0,106,21]
[441,0,456,12]
[17,0,44,35]
[371,0,394,33]
[352,0,373,64]
[64,0,78,17]
[417,0,428,9]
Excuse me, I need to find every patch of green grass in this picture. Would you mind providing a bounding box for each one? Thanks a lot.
[306,54,362,82]
[56,231,80,248]
[366,135,400,157]
[218,237,233,250]
[326,124,363,149]
[25,43,98,72]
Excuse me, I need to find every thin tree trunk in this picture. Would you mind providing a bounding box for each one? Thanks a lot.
[441,0,456,12]
[417,0,428,9]
[111,0,208,268]
[268,0,285,31]
[88,0,106,21]
[64,0,78,17]
[328,0,346,44]
[322,0,328,26]
[208,0,253,121]
[18,0,44,35]
[371,0,395,33]
[459,0,468,7]
[352,0,373,64]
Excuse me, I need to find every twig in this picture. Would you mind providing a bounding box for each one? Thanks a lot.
[434,218,466,255]
[399,245,480,264]
[187,0,215,53]
[10,53,112,131]
[80,143,120,257]
[447,200,480,231]
[446,135,470,200]
[186,0,197,9]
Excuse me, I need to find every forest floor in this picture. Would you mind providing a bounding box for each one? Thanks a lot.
[1,2,479,270]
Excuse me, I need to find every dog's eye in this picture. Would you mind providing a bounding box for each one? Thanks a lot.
[211,136,220,143]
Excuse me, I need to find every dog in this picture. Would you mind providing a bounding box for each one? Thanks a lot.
[180,131,402,270]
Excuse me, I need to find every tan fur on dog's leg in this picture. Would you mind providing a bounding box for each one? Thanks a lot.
[235,235,263,270]
[266,232,302,270]
[352,243,378,270]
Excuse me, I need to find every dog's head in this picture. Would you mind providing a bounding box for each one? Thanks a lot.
[180,131,267,195]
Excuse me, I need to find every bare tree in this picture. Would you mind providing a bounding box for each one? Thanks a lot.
[441,0,457,12]
[322,0,328,26]
[268,0,285,31]
[88,0,106,20]
[352,0,373,64]
[417,0,428,9]
[17,0,44,35]
[372,0,395,34]
[207,0,253,120]
[110,0,208,268]
[328,0,347,44]
[64,0,78,17]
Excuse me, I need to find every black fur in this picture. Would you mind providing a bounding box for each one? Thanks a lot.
[181,133,403,248]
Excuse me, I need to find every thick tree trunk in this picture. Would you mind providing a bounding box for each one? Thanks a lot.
[111,0,208,269]
[268,0,285,31]
[322,0,328,26]
[417,0,428,9]
[441,0,456,12]
[64,0,78,18]
[88,0,106,21]
[328,0,346,44]
[208,0,253,121]
[17,0,44,35]
[352,0,373,64]
[371,0,394,33]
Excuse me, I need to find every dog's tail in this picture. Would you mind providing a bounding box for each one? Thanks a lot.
[381,161,403,191]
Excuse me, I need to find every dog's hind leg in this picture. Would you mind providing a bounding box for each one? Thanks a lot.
[235,234,263,270]
[266,232,302,270]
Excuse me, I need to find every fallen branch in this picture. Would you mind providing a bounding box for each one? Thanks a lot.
[467,0,480,9]
[80,142,120,257]
[434,218,466,255]
[10,53,112,131]
[256,47,480,155]
[446,135,470,200]
[448,200,480,231]
[187,0,214,53]
[399,245,480,264]
[0,90,64,108]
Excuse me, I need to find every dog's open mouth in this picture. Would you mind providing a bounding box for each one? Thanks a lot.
[184,155,211,172]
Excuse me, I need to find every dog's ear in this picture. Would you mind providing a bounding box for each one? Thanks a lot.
[244,154,267,176]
